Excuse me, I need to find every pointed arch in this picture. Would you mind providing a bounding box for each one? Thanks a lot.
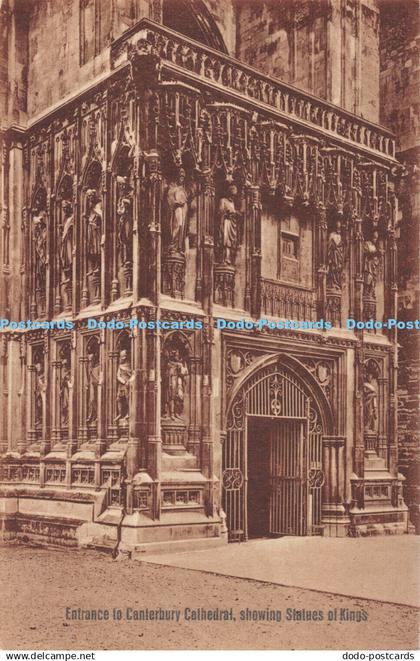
[226,352,335,435]
[222,351,333,541]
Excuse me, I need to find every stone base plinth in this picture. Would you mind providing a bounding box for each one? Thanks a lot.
[161,419,187,455]
[214,264,235,307]
[162,253,185,298]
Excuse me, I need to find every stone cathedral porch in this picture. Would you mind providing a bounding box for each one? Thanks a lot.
[0,17,408,553]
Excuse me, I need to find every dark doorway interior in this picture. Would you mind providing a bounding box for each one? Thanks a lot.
[247,417,271,538]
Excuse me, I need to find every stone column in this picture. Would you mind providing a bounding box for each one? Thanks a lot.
[247,185,262,319]
[17,334,27,455]
[132,155,141,303]
[352,213,365,477]
[40,336,51,457]
[0,335,9,455]
[65,334,77,488]
[146,322,161,519]
[199,170,216,514]
[143,151,162,519]
[322,436,348,536]
[126,325,142,514]
[51,357,60,447]
[78,355,88,444]
[95,330,107,460]
[6,336,24,454]
[387,216,399,476]
[198,169,215,310]
[316,203,328,320]
[100,166,110,309]
[107,348,119,443]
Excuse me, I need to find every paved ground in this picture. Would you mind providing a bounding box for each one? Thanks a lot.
[144,535,420,607]
[0,544,418,650]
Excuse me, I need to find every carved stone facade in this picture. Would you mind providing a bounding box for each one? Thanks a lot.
[0,0,412,552]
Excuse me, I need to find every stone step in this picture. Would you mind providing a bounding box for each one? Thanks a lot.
[132,535,226,558]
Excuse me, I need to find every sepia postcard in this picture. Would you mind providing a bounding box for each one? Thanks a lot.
[0,0,419,656]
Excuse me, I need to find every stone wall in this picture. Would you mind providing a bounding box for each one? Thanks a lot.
[235,0,380,124]
[26,0,154,119]
[379,0,420,529]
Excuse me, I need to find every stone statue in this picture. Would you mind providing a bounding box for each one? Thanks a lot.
[327,220,344,290]
[86,189,102,275]
[163,348,189,420]
[60,355,71,427]
[34,360,46,428]
[115,349,132,422]
[116,179,132,266]
[32,206,48,290]
[166,168,189,255]
[219,184,240,265]
[363,371,378,433]
[363,230,380,299]
[60,200,73,279]
[86,350,100,424]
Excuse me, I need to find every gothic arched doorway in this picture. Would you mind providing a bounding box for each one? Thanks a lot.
[222,355,332,542]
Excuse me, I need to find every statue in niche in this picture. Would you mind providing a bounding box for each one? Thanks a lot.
[166,168,189,255]
[86,189,102,275]
[115,348,132,423]
[363,370,378,433]
[60,353,71,427]
[116,177,133,266]
[60,200,74,280]
[86,349,100,424]
[219,183,241,266]
[363,229,380,299]
[163,347,189,421]
[32,204,48,290]
[34,359,46,428]
[327,220,344,290]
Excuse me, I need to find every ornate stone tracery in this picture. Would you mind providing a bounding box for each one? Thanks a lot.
[0,16,406,546]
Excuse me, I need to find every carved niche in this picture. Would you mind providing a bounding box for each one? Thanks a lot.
[31,344,46,442]
[214,181,242,307]
[363,358,380,451]
[363,228,382,320]
[56,175,74,312]
[84,336,100,438]
[111,125,135,299]
[326,212,345,325]
[162,166,193,299]
[114,330,132,439]
[58,341,72,438]
[31,187,48,316]
[82,162,103,306]
[161,334,190,453]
